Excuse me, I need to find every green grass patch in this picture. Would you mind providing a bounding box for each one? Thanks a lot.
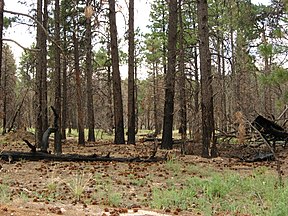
[150,165,288,215]
[0,183,11,203]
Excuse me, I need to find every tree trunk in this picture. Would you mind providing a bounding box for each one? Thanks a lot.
[2,48,7,135]
[107,64,114,133]
[42,0,48,133]
[0,0,3,126]
[61,16,68,140]
[35,0,44,147]
[161,0,178,150]
[108,0,125,144]
[53,0,62,155]
[127,0,136,144]
[178,0,187,140]
[134,64,139,135]
[73,19,85,145]
[197,0,216,158]
[161,0,167,75]
[85,1,95,142]
[153,63,161,135]
[262,31,273,115]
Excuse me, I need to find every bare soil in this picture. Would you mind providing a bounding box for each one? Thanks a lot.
[0,129,288,216]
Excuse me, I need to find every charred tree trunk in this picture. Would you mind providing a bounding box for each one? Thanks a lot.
[0,0,3,126]
[61,17,68,140]
[85,1,95,142]
[161,0,167,75]
[53,0,62,155]
[73,19,85,145]
[178,0,187,140]
[107,64,114,133]
[197,0,216,157]
[153,63,161,135]
[127,0,136,144]
[108,0,125,144]
[2,49,7,135]
[161,0,178,150]
[35,0,44,147]
[42,0,48,133]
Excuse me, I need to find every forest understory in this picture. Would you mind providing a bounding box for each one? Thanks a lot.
[0,129,288,216]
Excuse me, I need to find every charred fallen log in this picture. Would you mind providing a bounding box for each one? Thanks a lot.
[252,115,288,150]
[240,152,275,163]
[0,151,165,163]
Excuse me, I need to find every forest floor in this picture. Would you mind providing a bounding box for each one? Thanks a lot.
[0,129,288,216]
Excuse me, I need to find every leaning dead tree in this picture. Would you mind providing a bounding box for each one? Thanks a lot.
[23,106,59,153]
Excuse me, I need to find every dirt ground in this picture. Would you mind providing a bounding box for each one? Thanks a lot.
[0,129,287,216]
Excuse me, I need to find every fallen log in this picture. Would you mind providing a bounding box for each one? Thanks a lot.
[0,151,165,163]
[240,152,275,163]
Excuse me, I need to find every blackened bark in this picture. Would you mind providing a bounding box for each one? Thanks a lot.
[127,0,136,144]
[0,0,3,86]
[0,0,3,124]
[178,0,187,139]
[161,0,167,75]
[86,1,95,142]
[35,0,43,147]
[197,0,216,158]
[42,0,48,132]
[0,151,165,163]
[108,0,125,144]
[61,20,68,140]
[161,0,178,149]
[73,20,85,145]
[153,63,161,135]
[107,64,114,132]
[53,0,62,155]
[2,49,7,135]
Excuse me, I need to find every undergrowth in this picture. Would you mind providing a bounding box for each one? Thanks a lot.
[150,163,288,216]
[0,183,11,203]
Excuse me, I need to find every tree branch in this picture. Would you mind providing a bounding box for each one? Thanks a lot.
[3,38,40,52]
[4,9,64,55]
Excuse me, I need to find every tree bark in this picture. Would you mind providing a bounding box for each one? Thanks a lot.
[127,0,136,144]
[35,0,44,147]
[107,63,114,133]
[73,19,85,145]
[53,0,62,155]
[85,1,96,142]
[0,0,3,85]
[197,0,216,157]
[178,0,187,140]
[0,0,3,126]
[108,0,125,144]
[161,0,178,149]
[42,0,48,133]
[2,47,7,135]
[0,151,165,163]
[61,16,68,140]
[153,63,161,135]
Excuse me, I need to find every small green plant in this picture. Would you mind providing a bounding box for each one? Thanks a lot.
[165,159,181,174]
[19,191,29,202]
[93,176,123,207]
[0,183,11,203]
[107,191,122,207]
[150,186,196,210]
[66,172,92,201]
[130,177,147,187]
